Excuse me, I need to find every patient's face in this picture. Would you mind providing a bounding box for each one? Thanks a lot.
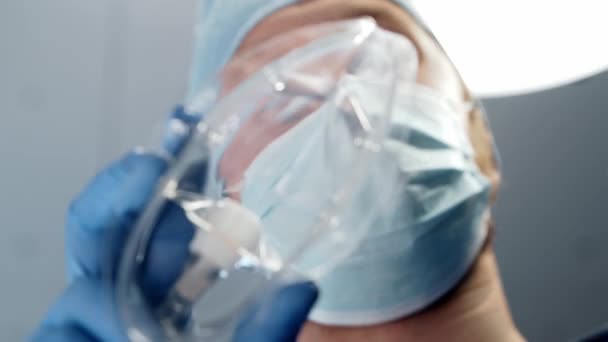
[214,0,501,340]
[218,0,500,198]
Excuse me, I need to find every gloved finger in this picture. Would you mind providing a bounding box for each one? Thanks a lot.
[30,325,95,342]
[34,278,126,342]
[138,157,208,305]
[140,202,195,306]
[233,281,319,342]
[66,151,168,281]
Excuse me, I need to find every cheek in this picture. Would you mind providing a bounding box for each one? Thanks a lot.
[467,108,502,199]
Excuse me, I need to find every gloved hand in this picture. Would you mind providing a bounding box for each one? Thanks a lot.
[31,109,318,341]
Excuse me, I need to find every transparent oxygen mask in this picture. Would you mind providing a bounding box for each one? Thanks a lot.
[115,17,432,341]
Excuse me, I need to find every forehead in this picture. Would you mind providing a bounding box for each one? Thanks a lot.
[188,0,421,100]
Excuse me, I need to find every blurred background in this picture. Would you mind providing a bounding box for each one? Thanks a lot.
[1,0,606,340]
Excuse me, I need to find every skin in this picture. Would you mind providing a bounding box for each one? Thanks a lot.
[217,0,522,341]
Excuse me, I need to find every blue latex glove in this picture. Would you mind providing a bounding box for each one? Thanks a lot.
[32,109,318,341]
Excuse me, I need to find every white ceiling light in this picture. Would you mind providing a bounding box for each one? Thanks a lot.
[411,0,608,97]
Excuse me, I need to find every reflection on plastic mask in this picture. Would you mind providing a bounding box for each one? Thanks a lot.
[116,15,495,341]
[236,74,490,325]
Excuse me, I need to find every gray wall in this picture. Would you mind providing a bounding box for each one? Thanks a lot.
[488,74,608,341]
[0,0,197,339]
[0,1,606,340]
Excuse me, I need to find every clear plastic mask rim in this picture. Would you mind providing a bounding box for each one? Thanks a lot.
[115,17,403,341]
